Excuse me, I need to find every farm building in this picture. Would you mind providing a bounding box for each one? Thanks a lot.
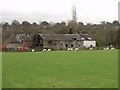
[33,34,96,50]
[2,34,32,51]
[80,34,96,48]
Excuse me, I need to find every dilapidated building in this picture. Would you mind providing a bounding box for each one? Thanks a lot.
[33,34,96,50]
[4,34,32,51]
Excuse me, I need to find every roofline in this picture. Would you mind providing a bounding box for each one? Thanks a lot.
[38,34,95,41]
[39,34,80,35]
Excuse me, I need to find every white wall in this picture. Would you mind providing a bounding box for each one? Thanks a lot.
[83,41,96,48]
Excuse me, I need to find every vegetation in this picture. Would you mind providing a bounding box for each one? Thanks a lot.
[3,50,118,88]
[0,52,2,89]
[1,20,119,48]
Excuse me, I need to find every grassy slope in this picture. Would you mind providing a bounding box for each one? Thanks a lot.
[2,50,118,88]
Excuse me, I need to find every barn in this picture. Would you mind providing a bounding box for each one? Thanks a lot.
[33,34,96,50]
[4,34,32,52]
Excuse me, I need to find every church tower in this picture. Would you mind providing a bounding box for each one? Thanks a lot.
[69,3,78,34]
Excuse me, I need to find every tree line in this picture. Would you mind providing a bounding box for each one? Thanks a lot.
[1,20,119,48]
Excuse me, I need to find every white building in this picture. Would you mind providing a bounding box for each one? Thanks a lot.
[80,34,96,48]
[83,41,96,48]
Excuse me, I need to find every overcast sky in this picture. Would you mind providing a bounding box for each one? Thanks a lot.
[0,0,119,24]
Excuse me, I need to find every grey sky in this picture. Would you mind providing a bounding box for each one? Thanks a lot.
[0,0,119,24]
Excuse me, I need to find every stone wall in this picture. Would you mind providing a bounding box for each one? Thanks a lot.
[43,40,84,50]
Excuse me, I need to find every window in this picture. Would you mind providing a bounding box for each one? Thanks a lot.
[90,45,93,47]
[71,44,73,47]
[81,38,85,40]
[40,44,43,46]
[48,40,53,43]
[72,37,76,40]
[65,44,68,47]
[88,38,92,40]
[35,44,38,47]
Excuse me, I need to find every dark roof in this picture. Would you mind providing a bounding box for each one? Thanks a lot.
[13,34,31,42]
[40,34,81,40]
[79,34,94,41]
[39,34,94,41]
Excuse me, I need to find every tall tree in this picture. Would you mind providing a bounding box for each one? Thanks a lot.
[22,21,31,26]
[68,28,72,34]
[40,21,49,28]
[32,22,38,26]
[112,20,119,26]
[12,20,20,26]
[11,20,20,29]
[2,22,9,30]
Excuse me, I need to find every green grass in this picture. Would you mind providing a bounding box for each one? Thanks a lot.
[2,50,118,88]
[0,52,2,89]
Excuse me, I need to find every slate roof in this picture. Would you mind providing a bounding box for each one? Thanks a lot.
[79,34,94,41]
[12,34,32,42]
[39,34,94,41]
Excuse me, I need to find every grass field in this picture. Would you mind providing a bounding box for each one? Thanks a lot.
[2,50,118,88]
[0,52,2,89]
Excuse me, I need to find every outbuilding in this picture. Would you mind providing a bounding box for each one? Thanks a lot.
[33,34,96,50]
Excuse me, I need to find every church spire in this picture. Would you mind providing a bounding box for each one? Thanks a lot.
[72,3,77,23]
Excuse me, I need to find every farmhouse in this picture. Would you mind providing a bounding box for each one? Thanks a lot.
[33,34,96,50]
